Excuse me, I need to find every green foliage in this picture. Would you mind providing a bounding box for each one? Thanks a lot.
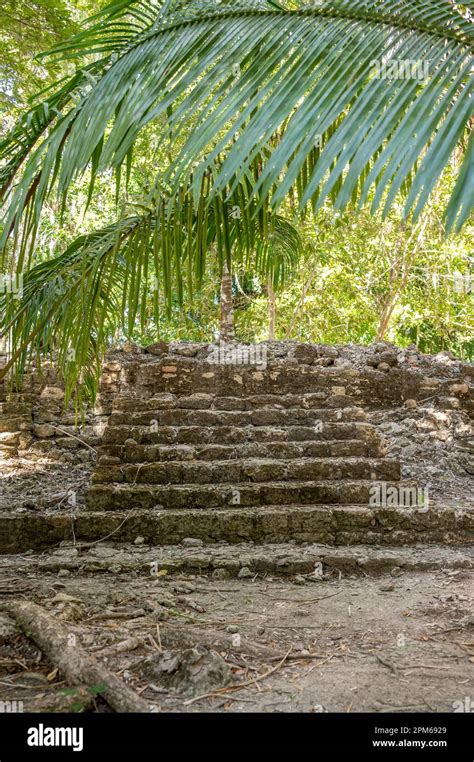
[0,0,78,110]
[231,185,473,359]
[0,174,302,402]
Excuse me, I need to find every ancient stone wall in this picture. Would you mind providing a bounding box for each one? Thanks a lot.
[103,340,473,414]
[0,341,472,467]
[0,360,116,465]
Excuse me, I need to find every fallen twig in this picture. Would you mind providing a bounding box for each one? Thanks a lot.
[304,654,335,675]
[75,510,135,547]
[265,590,342,604]
[92,637,144,657]
[50,425,97,452]
[375,654,398,674]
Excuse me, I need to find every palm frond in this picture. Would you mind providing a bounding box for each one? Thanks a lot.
[1,0,472,267]
[0,175,301,400]
[42,0,167,61]
[0,0,167,207]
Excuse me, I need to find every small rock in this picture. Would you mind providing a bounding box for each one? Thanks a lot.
[92,546,117,558]
[256,625,265,635]
[40,386,65,401]
[134,536,145,545]
[379,583,395,592]
[404,399,417,409]
[58,569,70,577]
[379,351,398,366]
[173,583,195,594]
[390,566,403,578]
[33,423,56,438]
[0,613,20,644]
[226,625,239,634]
[51,592,81,603]
[181,538,204,548]
[450,383,469,395]
[145,341,168,356]
[377,362,391,372]
[122,342,143,354]
[212,568,229,580]
[18,672,49,685]
[238,566,253,579]
[294,575,306,585]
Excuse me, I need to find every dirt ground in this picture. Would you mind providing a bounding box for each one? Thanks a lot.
[1,560,472,713]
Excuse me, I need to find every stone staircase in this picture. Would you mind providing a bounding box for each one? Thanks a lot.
[82,347,470,551]
[2,342,472,569]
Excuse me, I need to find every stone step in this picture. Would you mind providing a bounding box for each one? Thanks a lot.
[107,407,366,428]
[99,439,380,463]
[135,362,363,397]
[0,401,33,415]
[2,542,473,578]
[112,392,352,412]
[1,505,471,553]
[92,457,401,485]
[86,479,405,511]
[103,422,379,446]
[0,415,32,433]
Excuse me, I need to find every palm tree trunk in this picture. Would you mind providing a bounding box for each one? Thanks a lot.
[219,261,234,341]
[267,279,276,340]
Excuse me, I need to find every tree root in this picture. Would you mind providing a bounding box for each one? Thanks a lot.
[2,599,152,713]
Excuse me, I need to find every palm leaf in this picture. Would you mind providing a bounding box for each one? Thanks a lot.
[3,0,472,267]
[0,174,301,400]
[0,1,167,206]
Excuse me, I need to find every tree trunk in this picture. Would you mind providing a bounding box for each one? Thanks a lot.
[267,279,276,340]
[220,261,235,341]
